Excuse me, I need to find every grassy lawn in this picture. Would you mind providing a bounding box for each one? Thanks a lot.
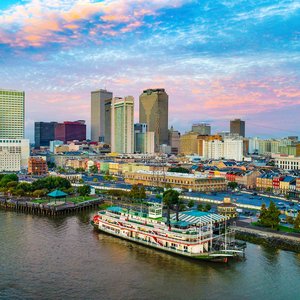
[67,196,95,204]
[251,222,300,234]
[278,225,300,234]
[31,199,49,204]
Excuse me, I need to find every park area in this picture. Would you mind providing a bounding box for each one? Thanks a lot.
[31,195,96,205]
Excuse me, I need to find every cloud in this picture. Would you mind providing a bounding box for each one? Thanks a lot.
[234,2,300,21]
[0,0,192,48]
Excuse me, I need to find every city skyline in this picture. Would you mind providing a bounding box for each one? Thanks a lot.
[1,0,299,140]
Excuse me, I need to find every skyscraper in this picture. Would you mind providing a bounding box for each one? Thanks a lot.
[230,119,245,137]
[0,89,25,138]
[111,96,134,153]
[34,122,57,148]
[91,89,113,143]
[139,88,168,151]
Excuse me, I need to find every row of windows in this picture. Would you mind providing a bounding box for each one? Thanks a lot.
[278,161,299,165]
[0,140,23,143]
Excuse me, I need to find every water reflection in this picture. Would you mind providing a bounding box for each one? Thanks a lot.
[1,210,300,300]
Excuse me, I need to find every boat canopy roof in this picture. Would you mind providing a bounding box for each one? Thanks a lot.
[107,206,123,213]
[171,210,227,226]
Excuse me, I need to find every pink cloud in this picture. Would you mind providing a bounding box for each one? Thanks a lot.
[0,0,190,48]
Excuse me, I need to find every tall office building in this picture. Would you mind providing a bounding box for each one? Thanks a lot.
[139,88,168,151]
[192,123,211,135]
[111,96,134,153]
[0,89,25,138]
[230,119,245,137]
[34,122,57,148]
[91,89,113,143]
[55,120,86,143]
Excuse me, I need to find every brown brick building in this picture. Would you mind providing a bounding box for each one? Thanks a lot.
[28,156,48,175]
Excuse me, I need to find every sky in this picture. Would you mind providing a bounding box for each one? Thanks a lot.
[0,0,300,141]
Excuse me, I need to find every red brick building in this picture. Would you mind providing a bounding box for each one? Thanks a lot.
[55,120,86,143]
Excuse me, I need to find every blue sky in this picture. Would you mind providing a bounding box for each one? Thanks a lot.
[0,0,300,140]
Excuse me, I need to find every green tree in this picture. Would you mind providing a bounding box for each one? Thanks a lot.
[168,167,190,174]
[259,203,268,224]
[187,200,195,208]
[155,194,162,200]
[89,165,98,174]
[57,167,66,173]
[268,201,280,229]
[79,178,84,184]
[32,176,71,191]
[197,204,203,211]
[163,190,173,226]
[104,175,113,181]
[77,185,91,197]
[294,212,300,230]
[32,189,46,198]
[93,178,99,183]
[66,187,75,195]
[129,185,146,201]
[266,187,272,193]
[228,182,238,190]
[204,203,212,212]
[47,162,56,169]
[163,189,180,224]
[16,182,32,193]
[259,201,280,229]
[286,216,294,225]
[6,181,18,189]
[15,189,25,197]
[179,203,186,211]
[0,174,18,187]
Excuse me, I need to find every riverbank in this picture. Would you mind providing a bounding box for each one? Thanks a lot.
[234,226,300,253]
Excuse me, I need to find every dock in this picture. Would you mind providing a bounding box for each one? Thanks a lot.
[0,197,103,216]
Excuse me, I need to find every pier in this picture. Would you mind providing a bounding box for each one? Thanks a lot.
[0,197,103,216]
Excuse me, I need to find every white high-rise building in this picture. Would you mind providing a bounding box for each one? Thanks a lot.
[223,138,244,161]
[111,96,134,154]
[203,140,224,160]
[0,139,30,171]
[91,89,113,143]
[203,138,243,161]
[0,89,25,139]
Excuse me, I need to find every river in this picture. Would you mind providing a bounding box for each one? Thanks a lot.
[1,210,300,300]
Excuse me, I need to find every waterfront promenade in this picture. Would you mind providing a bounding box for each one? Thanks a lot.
[234,219,300,253]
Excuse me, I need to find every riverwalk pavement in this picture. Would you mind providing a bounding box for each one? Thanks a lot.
[235,220,300,241]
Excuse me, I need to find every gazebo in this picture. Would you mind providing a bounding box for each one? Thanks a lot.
[47,189,68,204]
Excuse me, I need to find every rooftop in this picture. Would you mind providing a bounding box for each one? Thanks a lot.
[131,170,221,179]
